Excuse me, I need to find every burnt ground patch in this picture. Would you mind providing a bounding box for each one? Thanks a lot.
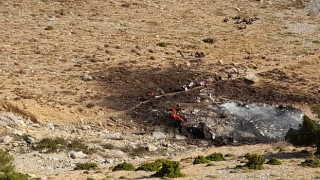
[94,66,318,112]
[92,66,319,141]
[93,66,211,111]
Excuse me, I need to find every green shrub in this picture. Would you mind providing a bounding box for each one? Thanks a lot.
[193,156,210,164]
[34,138,67,152]
[312,40,320,44]
[44,26,54,30]
[112,162,135,171]
[154,160,185,178]
[266,158,282,165]
[206,153,225,161]
[136,159,168,171]
[0,171,30,180]
[285,116,320,155]
[68,140,89,153]
[0,149,32,180]
[34,138,91,153]
[244,153,265,170]
[301,158,320,168]
[311,104,320,118]
[0,149,14,173]
[74,162,97,170]
[276,145,287,152]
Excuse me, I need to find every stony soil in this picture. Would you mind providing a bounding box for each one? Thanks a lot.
[0,0,320,179]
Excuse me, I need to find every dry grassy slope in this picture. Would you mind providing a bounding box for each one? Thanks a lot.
[0,0,320,179]
[0,0,319,125]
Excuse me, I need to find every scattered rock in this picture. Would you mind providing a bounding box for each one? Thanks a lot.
[81,125,91,130]
[175,135,187,140]
[104,132,122,140]
[12,130,26,136]
[244,73,259,84]
[46,123,55,130]
[152,131,166,140]
[103,149,127,158]
[82,74,93,81]
[0,135,13,144]
[68,151,87,159]
[146,144,158,151]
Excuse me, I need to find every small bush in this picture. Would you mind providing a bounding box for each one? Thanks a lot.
[0,149,15,173]
[311,104,320,118]
[34,137,67,152]
[154,160,185,178]
[276,145,287,152]
[266,158,282,165]
[136,159,167,171]
[68,140,89,153]
[301,158,320,168]
[0,149,31,180]
[193,156,210,164]
[112,162,135,171]
[244,153,265,170]
[206,153,225,161]
[312,40,320,44]
[0,171,30,180]
[74,162,97,170]
[44,26,54,30]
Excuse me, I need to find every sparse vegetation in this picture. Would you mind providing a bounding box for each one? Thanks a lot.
[34,138,91,153]
[0,149,14,173]
[136,159,168,171]
[68,139,89,154]
[243,153,265,170]
[0,171,31,180]
[206,153,225,161]
[311,104,320,118]
[112,162,135,171]
[312,40,320,44]
[121,145,148,157]
[193,156,210,164]
[301,157,320,168]
[33,137,67,152]
[44,26,54,30]
[276,145,287,152]
[266,158,282,165]
[0,149,31,180]
[74,162,97,170]
[154,160,185,178]
[285,116,320,155]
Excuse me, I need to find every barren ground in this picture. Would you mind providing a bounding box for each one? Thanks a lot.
[0,0,320,179]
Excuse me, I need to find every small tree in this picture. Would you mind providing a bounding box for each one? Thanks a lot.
[285,116,320,155]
